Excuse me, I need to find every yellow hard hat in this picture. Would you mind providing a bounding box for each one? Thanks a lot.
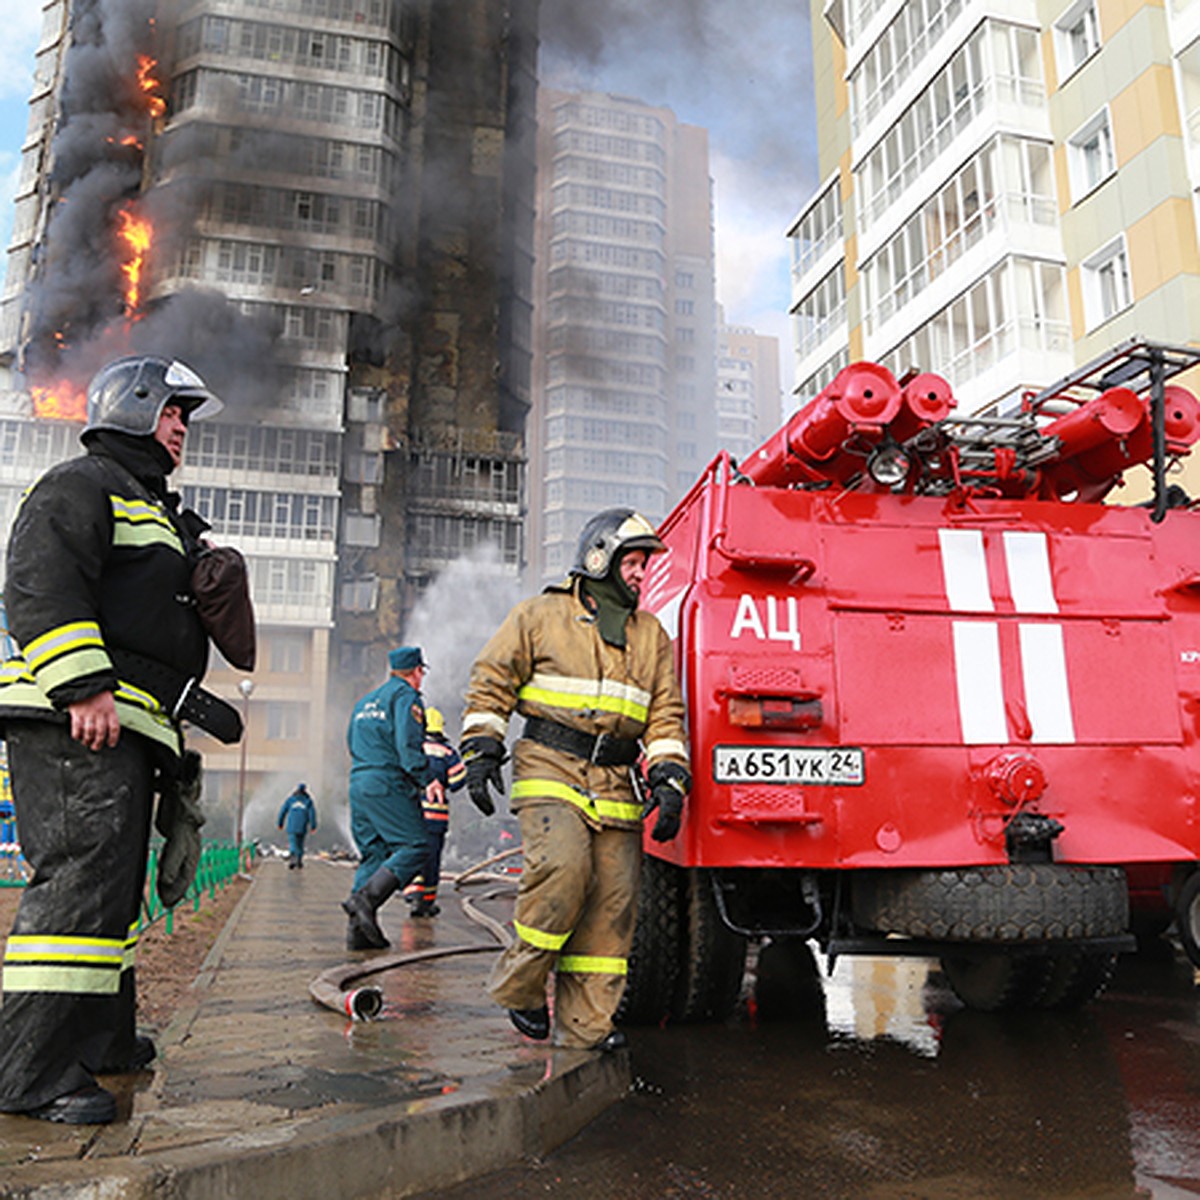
[425,706,445,735]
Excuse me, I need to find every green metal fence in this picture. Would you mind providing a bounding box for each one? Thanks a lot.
[142,840,256,934]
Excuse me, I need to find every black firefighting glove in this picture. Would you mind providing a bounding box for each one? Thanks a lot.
[460,736,506,816]
[645,761,690,843]
[155,750,206,908]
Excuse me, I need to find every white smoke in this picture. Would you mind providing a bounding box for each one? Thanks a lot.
[402,542,526,742]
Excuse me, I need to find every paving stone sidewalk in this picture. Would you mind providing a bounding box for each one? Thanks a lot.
[0,858,628,1199]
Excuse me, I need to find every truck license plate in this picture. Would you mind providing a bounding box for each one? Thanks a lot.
[713,745,865,785]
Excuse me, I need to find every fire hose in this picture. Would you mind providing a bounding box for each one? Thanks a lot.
[308,846,522,1021]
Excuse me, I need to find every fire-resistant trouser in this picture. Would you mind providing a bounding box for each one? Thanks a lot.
[286,830,308,863]
[487,801,641,1049]
[348,781,427,893]
[0,719,156,1111]
[417,818,448,903]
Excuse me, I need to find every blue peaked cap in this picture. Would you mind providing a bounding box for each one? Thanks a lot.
[389,645,427,671]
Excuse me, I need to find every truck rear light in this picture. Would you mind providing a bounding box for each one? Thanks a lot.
[728,695,823,730]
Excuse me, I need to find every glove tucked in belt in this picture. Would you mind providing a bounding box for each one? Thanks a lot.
[522,715,641,766]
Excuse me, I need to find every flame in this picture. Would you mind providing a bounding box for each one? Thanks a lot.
[136,55,166,120]
[31,382,86,422]
[117,206,153,314]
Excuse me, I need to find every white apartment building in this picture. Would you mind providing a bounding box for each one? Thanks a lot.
[793,0,1076,414]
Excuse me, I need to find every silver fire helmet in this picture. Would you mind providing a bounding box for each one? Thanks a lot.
[84,356,223,439]
[571,508,666,580]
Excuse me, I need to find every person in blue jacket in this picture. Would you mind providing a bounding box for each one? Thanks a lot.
[341,646,432,950]
[277,782,317,869]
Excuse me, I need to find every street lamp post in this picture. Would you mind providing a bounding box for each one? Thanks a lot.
[236,678,254,863]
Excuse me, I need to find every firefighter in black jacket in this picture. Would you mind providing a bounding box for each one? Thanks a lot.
[0,356,225,1124]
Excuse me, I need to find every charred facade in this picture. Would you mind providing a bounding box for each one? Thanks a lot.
[0,0,537,814]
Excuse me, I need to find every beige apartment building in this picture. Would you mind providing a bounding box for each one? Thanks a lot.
[792,0,1200,453]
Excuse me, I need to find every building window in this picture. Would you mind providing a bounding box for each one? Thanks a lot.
[266,702,302,740]
[1083,238,1132,329]
[268,633,306,674]
[340,576,379,612]
[1068,110,1115,200]
[1055,0,1101,79]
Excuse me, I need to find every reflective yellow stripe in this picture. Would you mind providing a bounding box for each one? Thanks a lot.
[24,621,104,670]
[6,933,125,962]
[557,954,627,975]
[110,497,183,553]
[518,672,650,722]
[114,679,164,714]
[112,522,184,551]
[511,779,642,824]
[512,778,597,819]
[594,798,643,822]
[123,922,139,971]
[0,678,178,751]
[3,932,126,993]
[2,963,121,994]
[514,919,572,951]
[0,660,35,684]
[36,648,113,693]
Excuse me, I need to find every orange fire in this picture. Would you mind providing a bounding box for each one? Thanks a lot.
[31,382,86,423]
[117,206,152,314]
[136,55,166,120]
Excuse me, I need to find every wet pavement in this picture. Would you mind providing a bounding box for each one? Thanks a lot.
[0,858,627,1199]
[4,860,1199,1200]
[419,939,1200,1200]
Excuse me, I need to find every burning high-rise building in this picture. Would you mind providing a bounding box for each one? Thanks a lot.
[0,0,537,824]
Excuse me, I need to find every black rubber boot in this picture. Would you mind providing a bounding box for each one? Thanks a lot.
[97,1034,156,1074]
[411,899,440,918]
[24,1084,117,1125]
[508,1006,550,1040]
[341,867,401,950]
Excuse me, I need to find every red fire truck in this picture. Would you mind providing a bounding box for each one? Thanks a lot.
[624,338,1200,1015]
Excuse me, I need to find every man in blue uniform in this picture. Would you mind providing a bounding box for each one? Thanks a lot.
[277,782,317,869]
[342,646,432,950]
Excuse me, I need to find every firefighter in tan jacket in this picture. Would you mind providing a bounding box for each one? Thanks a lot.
[460,508,690,1051]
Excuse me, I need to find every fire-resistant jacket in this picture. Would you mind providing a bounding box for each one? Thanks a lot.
[0,442,209,756]
[421,732,466,823]
[462,578,688,831]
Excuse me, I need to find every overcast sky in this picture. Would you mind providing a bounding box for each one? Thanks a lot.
[0,2,818,380]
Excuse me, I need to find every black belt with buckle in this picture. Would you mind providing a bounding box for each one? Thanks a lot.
[523,715,640,766]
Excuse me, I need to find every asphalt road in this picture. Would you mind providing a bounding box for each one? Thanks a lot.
[417,938,1200,1200]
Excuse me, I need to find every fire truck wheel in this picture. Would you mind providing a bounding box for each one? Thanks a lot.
[618,853,682,1025]
[851,864,1128,941]
[1037,951,1119,1009]
[670,870,747,1023]
[1176,870,1200,969]
[939,951,1054,1011]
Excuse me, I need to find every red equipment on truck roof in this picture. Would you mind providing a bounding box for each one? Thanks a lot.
[622,337,1200,1017]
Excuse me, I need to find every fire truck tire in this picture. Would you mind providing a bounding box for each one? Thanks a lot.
[618,853,683,1025]
[939,951,1054,1011]
[1176,870,1200,970]
[669,870,747,1023]
[1036,951,1119,1009]
[852,864,1128,941]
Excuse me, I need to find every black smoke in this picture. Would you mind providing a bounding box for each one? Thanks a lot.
[21,0,281,412]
